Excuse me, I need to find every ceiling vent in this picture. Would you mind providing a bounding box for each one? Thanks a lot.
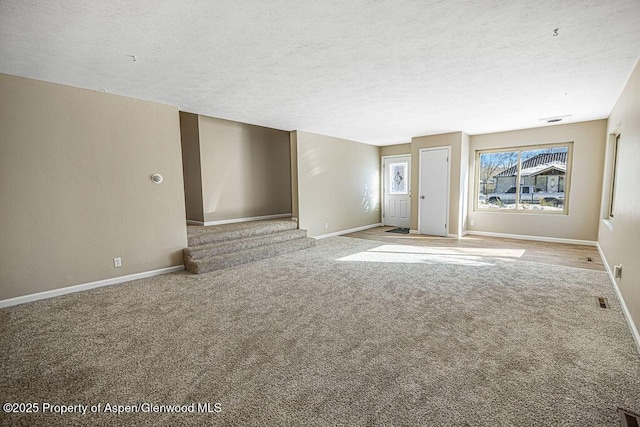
[618,408,640,427]
[540,114,572,124]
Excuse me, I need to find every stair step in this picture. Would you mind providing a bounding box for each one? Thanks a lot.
[187,219,297,246]
[185,229,308,260]
[185,237,316,274]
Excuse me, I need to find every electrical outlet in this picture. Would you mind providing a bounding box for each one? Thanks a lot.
[325,223,329,229]
[114,257,122,268]
[470,219,475,226]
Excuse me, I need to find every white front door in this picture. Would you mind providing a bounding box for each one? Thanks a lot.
[419,147,450,236]
[383,155,411,228]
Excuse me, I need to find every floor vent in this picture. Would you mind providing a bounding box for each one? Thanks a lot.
[597,297,609,309]
[618,408,640,427]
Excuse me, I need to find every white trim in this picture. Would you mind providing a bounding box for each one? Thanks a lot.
[597,243,640,355]
[381,154,411,159]
[187,213,292,226]
[0,266,185,308]
[601,218,614,232]
[418,146,451,237]
[409,229,420,234]
[447,234,458,239]
[611,117,622,135]
[607,133,621,220]
[314,223,382,240]
[465,230,596,246]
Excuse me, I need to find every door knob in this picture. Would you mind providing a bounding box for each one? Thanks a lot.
[420,195,425,199]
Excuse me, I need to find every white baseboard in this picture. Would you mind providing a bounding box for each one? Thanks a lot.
[314,223,382,240]
[0,265,185,308]
[447,234,458,238]
[597,244,640,355]
[465,230,597,246]
[187,213,293,226]
[409,229,419,234]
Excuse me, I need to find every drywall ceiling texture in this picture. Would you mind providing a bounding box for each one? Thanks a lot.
[1,1,639,145]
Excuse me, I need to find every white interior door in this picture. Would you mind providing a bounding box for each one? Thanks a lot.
[419,147,449,236]
[383,155,411,228]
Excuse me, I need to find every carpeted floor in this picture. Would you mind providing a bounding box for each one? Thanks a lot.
[1,236,639,426]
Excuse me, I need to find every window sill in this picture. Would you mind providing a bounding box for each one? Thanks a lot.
[474,207,568,216]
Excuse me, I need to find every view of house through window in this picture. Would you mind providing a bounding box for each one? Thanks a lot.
[476,143,571,214]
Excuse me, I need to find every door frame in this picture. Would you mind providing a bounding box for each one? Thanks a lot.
[381,154,411,226]
[418,146,451,236]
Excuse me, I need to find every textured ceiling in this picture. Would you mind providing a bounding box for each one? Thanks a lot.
[1,0,639,145]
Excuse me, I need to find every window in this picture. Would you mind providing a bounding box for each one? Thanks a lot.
[609,134,620,218]
[475,143,572,214]
[389,162,408,194]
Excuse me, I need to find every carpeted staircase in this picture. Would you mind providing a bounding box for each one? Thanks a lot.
[184,219,315,274]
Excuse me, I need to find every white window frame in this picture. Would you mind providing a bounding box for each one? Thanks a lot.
[474,142,573,215]
[609,133,620,219]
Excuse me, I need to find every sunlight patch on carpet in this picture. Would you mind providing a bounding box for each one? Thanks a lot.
[367,244,526,258]
[337,250,495,266]
[337,244,524,265]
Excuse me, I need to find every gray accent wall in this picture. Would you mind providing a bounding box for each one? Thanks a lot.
[194,115,292,223]
[179,112,205,222]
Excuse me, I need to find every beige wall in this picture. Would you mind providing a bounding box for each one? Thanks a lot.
[598,60,640,335]
[410,132,464,235]
[179,112,204,222]
[0,74,187,300]
[468,120,606,241]
[381,143,411,157]
[296,131,380,237]
[197,116,292,222]
[459,133,470,235]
